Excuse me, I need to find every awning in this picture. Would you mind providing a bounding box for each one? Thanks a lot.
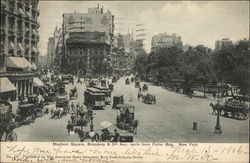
[0,78,16,93]
[18,8,24,15]
[6,57,32,69]
[26,12,31,18]
[32,46,38,53]
[33,77,44,87]
[9,42,15,50]
[18,43,24,51]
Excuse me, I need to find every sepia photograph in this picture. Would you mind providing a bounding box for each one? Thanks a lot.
[0,0,249,145]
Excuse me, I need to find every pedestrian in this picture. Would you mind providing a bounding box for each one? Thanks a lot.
[71,114,75,125]
[139,87,141,93]
[213,91,216,100]
[66,121,72,135]
[112,129,120,142]
[138,93,140,101]
[71,102,74,111]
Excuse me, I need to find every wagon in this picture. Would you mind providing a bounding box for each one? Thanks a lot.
[116,104,138,133]
[16,104,36,124]
[210,97,249,120]
[142,94,156,104]
[112,95,124,109]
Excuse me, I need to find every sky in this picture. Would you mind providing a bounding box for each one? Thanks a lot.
[37,1,249,55]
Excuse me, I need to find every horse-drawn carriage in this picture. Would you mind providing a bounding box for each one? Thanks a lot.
[69,87,78,100]
[125,78,130,85]
[116,104,138,133]
[112,95,124,109]
[0,100,17,141]
[210,97,249,120]
[142,84,148,91]
[52,94,69,118]
[142,93,156,104]
[16,104,36,125]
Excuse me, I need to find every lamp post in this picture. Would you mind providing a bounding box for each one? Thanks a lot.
[214,109,222,134]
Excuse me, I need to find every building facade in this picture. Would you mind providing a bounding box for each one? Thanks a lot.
[0,0,40,100]
[151,33,183,51]
[65,32,111,76]
[215,38,233,51]
[61,5,114,76]
[46,37,55,68]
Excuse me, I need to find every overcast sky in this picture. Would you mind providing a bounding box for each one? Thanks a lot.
[38,1,249,55]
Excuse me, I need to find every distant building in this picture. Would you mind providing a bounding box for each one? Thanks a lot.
[63,5,114,45]
[38,55,47,68]
[215,38,233,51]
[151,33,183,51]
[183,44,193,52]
[46,37,55,68]
[61,5,114,76]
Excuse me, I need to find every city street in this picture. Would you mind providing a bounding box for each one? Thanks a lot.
[14,77,249,142]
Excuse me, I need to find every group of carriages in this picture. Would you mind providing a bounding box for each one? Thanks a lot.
[210,97,249,120]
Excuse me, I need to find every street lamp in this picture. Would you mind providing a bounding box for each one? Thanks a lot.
[214,110,222,134]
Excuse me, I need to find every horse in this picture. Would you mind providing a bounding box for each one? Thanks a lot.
[131,120,139,134]
[75,128,100,142]
[210,103,222,115]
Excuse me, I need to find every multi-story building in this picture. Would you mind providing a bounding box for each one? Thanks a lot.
[37,55,47,69]
[111,33,135,76]
[61,5,114,76]
[151,33,183,51]
[0,0,40,100]
[215,38,233,51]
[46,37,55,68]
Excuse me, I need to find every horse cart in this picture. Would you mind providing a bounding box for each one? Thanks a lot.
[142,93,156,104]
[52,95,69,118]
[0,100,17,141]
[112,95,124,109]
[210,97,249,120]
[142,84,148,91]
[125,78,130,85]
[116,104,138,133]
[69,87,78,100]
[16,104,36,125]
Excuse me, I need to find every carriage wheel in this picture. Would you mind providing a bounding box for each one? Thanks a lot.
[6,132,17,142]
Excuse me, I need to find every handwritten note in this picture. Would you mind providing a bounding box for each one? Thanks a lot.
[1,142,249,162]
